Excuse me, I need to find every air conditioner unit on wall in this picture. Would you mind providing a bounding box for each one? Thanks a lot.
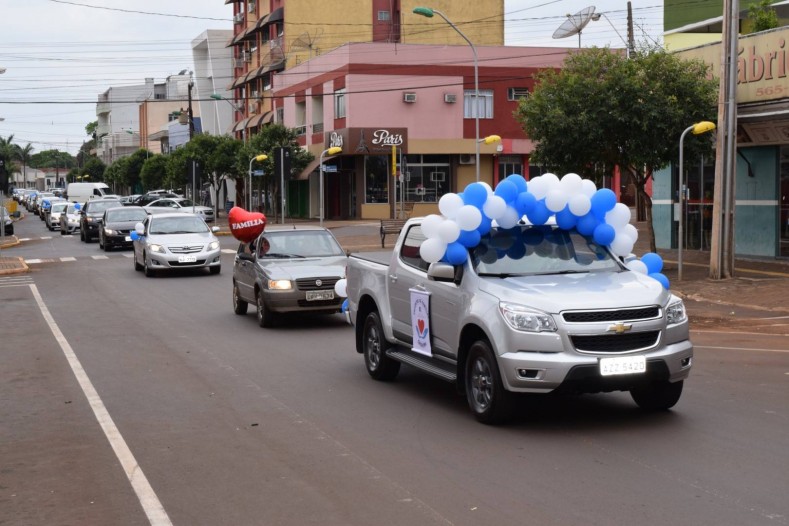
[458,154,475,164]
[444,93,456,103]
[403,92,417,103]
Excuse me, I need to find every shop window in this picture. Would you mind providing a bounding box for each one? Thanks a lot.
[365,155,389,204]
[334,88,346,119]
[399,154,450,203]
[499,155,524,179]
[464,89,493,119]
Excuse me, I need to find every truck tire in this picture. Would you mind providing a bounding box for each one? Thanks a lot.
[363,311,400,381]
[630,380,683,411]
[256,289,274,328]
[143,253,155,277]
[233,282,248,315]
[465,340,514,425]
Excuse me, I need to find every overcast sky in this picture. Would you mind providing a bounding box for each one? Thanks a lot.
[0,0,664,156]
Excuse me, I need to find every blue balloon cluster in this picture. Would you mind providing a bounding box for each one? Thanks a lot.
[130,231,140,241]
[419,173,670,289]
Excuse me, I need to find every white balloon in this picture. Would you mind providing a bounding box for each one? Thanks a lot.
[437,219,461,243]
[626,260,648,274]
[560,173,583,195]
[421,214,444,239]
[610,234,635,257]
[580,179,597,197]
[456,205,482,231]
[334,278,348,297]
[605,203,632,229]
[527,176,548,200]
[497,206,521,229]
[420,237,447,263]
[568,194,591,216]
[482,195,507,219]
[545,189,568,213]
[438,193,464,219]
[542,172,561,191]
[621,223,639,242]
[479,182,494,196]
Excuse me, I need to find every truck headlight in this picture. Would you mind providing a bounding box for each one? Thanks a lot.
[499,302,557,332]
[149,243,166,254]
[666,300,687,324]
[268,279,292,290]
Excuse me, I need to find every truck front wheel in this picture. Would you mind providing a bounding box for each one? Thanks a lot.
[465,340,514,425]
[630,380,683,411]
[363,311,400,381]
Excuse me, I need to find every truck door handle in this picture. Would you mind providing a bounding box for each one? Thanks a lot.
[389,274,398,282]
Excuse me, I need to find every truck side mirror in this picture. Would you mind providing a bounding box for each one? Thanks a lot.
[427,262,456,282]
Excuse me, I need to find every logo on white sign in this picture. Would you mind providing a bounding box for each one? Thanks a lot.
[371,129,404,146]
[329,132,343,149]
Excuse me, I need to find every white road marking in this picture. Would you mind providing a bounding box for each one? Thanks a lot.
[91,255,109,260]
[696,344,789,353]
[25,259,42,264]
[18,238,31,241]
[29,284,172,526]
[122,253,134,258]
[221,249,236,254]
[40,236,52,240]
[60,257,77,262]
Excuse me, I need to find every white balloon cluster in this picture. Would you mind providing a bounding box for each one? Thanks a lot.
[417,173,670,289]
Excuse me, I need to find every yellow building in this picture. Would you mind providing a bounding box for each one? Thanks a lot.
[225,0,504,137]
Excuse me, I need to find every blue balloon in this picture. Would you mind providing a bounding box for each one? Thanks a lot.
[73,203,81,210]
[476,215,492,236]
[506,240,527,260]
[457,228,481,248]
[342,298,349,313]
[494,180,518,204]
[525,200,550,225]
[445,241,468,265]
[130,231,140,241]
[506,174,528,194]
[593,223,616,246]
[463,183,488,208]
[555,207,577,231]
[576,212,599,236]
[590,188,617,220]
[648,272,670,289]
[641,252,664,274]
[515,191,537,216]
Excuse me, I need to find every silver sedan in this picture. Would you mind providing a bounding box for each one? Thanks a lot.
[132,213,221,277]
[143,197,215,222]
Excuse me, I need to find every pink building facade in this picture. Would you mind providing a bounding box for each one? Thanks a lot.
[273,42,574,220]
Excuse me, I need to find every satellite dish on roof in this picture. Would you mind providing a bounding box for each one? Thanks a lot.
[552,6,596,48]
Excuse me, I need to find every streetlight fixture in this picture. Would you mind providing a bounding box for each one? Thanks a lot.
[319,146,343,227]
[678,120,716,281]
[414,6,481,181]
[248,154,268,210]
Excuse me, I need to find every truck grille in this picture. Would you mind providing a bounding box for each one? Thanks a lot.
[562,306,660,323]
[571,331,660,353]
[169,245,203,254]
[296,277,339,291]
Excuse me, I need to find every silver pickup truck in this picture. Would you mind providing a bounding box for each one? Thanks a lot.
[346,218,692,424]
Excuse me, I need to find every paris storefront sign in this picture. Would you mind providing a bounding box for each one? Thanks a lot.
[326,127,408,155]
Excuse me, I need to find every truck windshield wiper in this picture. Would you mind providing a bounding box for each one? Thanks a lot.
[262,252,305,259]
[531,270,590,276]
[477,272,529,278]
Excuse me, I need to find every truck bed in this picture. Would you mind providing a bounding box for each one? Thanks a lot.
[349,250,392,266]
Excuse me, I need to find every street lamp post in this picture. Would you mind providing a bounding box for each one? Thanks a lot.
[319,147,343,227]
[248,154,268,211]
[678,121,716,281]
[414,6,481,181]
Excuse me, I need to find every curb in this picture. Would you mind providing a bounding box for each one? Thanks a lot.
[0,257,29,276]
[0,236,21,249]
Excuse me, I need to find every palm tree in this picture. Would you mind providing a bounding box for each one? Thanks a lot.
[13,143,34,189]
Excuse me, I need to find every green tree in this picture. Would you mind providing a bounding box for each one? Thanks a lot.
[13,143,34,189]
[0,135,16,193]
[140,154,167,191]
[81,157,106,183]
[515,47,718,252]
[748,0,779,33]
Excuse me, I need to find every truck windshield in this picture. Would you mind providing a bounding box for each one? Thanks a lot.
[471,225,623,277]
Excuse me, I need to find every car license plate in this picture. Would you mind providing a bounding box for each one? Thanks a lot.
[306,290,334,301]
[125,236,132,241]
[178,255,197,263]
[599,355,646,376]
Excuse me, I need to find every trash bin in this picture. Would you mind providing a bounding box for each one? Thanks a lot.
[225,201,234,213]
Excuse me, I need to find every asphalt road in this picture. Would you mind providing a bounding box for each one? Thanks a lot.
[1,217,788,526]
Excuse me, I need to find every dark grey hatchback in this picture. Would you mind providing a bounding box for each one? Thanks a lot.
[99,206,148,251]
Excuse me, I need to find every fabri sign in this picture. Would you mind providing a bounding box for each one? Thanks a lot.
[326,127,408,155]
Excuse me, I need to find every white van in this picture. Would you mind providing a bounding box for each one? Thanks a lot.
[66,182,111,204]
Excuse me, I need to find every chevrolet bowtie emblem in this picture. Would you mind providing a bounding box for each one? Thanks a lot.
[607,323,632,334]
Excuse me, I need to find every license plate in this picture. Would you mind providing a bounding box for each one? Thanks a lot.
[599,355,646,376]
[125,236,132,241]
[306,290,334,301]
[178,255,197,263]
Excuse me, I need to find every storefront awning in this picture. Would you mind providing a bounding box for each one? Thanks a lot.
[247,111,274,128]
[232,117,251,132]
[295,157,321,181]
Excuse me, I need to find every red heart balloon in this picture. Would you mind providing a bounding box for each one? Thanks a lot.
[228,207,267,243]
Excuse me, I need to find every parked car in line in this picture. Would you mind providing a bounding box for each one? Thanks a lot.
[47,201,69,231]
[40,197,66,222]
[131,192,180,207]
[59,203,81,235]
[99,206,148,251]
[232,226,348,327]
[132,213,221,277]
[119,194,141,205]
[1,207,14,236]
[65,182,111,205]
[144,197,214,222]
[31,192,55,215]
[79,197,122,242]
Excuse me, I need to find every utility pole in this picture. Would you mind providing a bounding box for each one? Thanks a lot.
[626,2,635,58]
[187,81,195,140]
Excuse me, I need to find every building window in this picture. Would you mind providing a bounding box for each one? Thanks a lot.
[262,72,272,91]
[498,155,523,180]
[334,88,346,119]
[400,154,450,202]
[464,89,493,119]
[276,107,283,123]
[365,155,389,204]
[507,87,530,101]
[378,10,391,21]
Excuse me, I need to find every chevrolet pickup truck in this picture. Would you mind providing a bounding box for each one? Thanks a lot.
[346,218,692,424]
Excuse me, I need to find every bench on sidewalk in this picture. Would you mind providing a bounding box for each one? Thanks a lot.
[380,219,407,247]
